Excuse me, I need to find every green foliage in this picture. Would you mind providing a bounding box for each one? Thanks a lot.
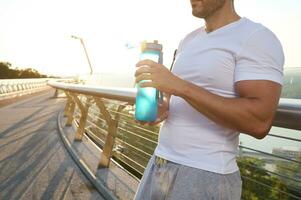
[281,68,301,99]
[237,157,289,200]
[0,62,47,79]
[275,156,301,198]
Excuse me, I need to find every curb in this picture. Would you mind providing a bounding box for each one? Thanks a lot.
[57,111,118,200]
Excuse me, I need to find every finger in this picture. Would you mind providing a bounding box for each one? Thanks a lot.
[156,112,169,123]
[141,122,150,126]
[135,66,154,77]
[135,74,152,83]
[160,111,169,120]
[148,120,161,126]
[148,119,163,126]
[136,59,158,68]
[139,81,155,88]
[148,111,169,126]
[135,120,148,126]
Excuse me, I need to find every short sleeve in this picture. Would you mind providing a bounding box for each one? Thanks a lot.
[234,28,284,85]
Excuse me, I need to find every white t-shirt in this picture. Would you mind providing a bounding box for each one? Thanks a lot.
[154,17,284,174]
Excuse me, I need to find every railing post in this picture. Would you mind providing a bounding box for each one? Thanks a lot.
[53,89,59,98]
[65,92,76,126]
[64,91,72,117]
[73,95,92,141]
[95,97,127,168]
[0,84,3,94]
[3,84,7,94]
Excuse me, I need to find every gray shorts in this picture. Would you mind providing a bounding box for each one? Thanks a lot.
[134,155,242,200]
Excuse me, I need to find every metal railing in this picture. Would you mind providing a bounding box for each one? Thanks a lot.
[0,78,50,100]
[48,80,301,200]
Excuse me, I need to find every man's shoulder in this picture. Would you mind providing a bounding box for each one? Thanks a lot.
[241,18,264,30]
[238,18,276,41]
[241,18,282,48]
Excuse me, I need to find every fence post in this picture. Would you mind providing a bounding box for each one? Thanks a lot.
[63,91,71,116]
[95,97,127,168]
[65,92,76,126]
[73,95,92,141]
[53,89,59,98]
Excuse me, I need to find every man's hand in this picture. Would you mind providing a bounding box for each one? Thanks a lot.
[135,59,173,126]
[135,59,183,96]
[149,94,170,126]
[135,92,170,127]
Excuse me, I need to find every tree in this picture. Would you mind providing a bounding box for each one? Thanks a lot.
[0,62,47,79]
[237,156,289,200]
[275,156,301,199]
[0,62,13,78]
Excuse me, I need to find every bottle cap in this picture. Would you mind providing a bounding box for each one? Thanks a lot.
[141,40,163,52]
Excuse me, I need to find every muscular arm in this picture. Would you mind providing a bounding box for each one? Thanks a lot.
[135,60,283,138]
[176,79,282,139]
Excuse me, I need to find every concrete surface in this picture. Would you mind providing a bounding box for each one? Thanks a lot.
[59,113,139,200]
[0,89,104,200]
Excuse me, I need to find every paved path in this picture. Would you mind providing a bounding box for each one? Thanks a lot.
[0,90,104,200]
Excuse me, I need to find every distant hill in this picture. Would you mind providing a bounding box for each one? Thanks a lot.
[0,62,47,79]
[281,68,301,99]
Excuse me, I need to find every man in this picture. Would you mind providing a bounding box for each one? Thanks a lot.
[134,0,284,199]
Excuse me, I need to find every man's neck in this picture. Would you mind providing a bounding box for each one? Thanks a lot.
[204,3,240,33]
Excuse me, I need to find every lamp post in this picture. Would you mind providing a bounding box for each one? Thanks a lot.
[71,35,93,75]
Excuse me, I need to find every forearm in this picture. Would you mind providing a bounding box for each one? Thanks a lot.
[175,80,274,138]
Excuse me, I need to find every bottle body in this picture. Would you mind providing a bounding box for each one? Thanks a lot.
[135,41,163,122]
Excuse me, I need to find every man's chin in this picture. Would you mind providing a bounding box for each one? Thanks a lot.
[192,11,206,19]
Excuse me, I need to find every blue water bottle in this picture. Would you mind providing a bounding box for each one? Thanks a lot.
[135,40,163,122]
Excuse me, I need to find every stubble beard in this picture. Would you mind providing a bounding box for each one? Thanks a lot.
[191,0,226,19]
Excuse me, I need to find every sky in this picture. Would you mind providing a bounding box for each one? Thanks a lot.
[0,0,301,77]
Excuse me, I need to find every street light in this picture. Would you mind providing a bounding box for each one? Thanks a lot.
[71,35,93,75]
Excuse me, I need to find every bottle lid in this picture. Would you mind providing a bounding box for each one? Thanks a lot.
[141,40,163,52]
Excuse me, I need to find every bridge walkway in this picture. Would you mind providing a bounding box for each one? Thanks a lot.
[0,89,104,200]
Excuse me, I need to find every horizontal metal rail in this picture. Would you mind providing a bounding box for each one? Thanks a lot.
[274,98,301,131]
[0,78,50,96]
[48,81,136,104]
[239,161,301,185]
[268,133,301,143]
[48,80,301,131]
[0,78,75,100]
[240,145,301,164]
[241,175,301,200]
